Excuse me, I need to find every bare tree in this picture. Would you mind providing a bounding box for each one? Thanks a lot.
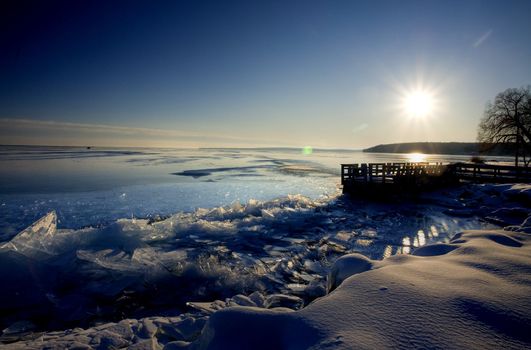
[478,86,531,166]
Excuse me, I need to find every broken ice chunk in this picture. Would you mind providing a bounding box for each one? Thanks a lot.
[170,317,207,342]
[485,207,530,226]
[264,294,303,310]
[1,211,57,259]
[77,249,138,272]
[261,209,275,219]
[286,283,307,293]
[1,320,36,336]
[248,291,266,307]
[228,294,257,307]
[304,279,326,299]
[303,260,325,274]
[332,231,353,242]
[186,300,227,314]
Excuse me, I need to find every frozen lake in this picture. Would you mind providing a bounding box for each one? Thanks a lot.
[0,145,517,335]
[0,145,511,239]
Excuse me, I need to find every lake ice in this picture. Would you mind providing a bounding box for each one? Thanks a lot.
[0,146,507,238]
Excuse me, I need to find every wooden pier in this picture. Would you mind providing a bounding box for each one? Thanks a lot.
[341,162,531,196]
[449,163,531,183]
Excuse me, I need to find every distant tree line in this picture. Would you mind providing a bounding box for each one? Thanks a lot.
[363,142,518,156]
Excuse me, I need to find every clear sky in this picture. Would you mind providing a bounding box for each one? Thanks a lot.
[1,0,530,148]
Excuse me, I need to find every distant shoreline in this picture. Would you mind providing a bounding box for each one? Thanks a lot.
[0,143,518,156]
[0,144,362,152]
[363,142,517,156]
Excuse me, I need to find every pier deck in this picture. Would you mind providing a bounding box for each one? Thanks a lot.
[341,162,531,195]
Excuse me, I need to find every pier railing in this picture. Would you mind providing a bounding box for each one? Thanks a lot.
[341,162,447,185]
[341,162,531,194]
[450,163,531,183]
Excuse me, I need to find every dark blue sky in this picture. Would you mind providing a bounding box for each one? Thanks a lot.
[1,0,530,147]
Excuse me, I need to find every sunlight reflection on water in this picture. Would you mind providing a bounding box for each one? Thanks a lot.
[406,152,427,163]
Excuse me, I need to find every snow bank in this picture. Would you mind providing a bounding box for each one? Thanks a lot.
[192,229,531,349]
[6,228,530,349]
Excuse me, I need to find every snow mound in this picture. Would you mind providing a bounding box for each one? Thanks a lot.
[192,229,531,349]
[450,230,523,247]
[327,253,374,292]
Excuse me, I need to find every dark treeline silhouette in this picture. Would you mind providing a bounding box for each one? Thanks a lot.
[363,142,518,156]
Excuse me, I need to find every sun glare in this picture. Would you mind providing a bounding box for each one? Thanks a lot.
[407,152,426,163]
[403,90,434,118]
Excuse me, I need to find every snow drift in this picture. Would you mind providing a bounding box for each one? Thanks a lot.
[193,229,531,349]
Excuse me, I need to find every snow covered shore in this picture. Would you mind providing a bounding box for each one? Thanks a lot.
[1,183,531,349]
[196,228,531,349]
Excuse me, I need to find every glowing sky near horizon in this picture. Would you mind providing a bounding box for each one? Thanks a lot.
[1,0,531,148]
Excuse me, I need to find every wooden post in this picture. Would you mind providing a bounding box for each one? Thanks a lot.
[341,164,345,185]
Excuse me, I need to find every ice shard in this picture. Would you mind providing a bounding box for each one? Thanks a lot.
[1,211,57,260]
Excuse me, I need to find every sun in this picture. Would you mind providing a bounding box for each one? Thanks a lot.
[403,90,434,118]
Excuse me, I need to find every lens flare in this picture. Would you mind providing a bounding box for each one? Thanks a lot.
[302,146,313,155]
